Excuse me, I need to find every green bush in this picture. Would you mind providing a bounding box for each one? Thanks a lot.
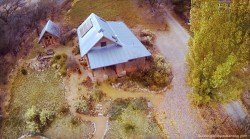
[24,107,55,134]
[129,54,172,91]
[24,106,38,122]
[39,109,54,126]
[74,100,88,113]
[26,121,40,133]
[21,68,28,75]
[50,53,68,76]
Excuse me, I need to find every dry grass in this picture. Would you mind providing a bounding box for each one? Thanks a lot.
[25,39,43,60]
[1,67,66,138]
[105,98,166,139]
[44,115,94,139]
[66,0,165,30]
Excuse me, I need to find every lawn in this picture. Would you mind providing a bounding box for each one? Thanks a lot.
[66,0,165,29]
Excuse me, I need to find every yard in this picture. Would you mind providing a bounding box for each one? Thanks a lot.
[1,50,93,138]
[1,0,171,138]
[66,0,166,30]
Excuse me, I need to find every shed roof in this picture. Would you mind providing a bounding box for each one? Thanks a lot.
[77,13,151,69]
[38,20,60,43]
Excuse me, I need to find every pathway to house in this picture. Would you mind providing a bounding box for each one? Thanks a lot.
[155,9,205,138]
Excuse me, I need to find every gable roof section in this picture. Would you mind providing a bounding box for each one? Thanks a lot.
[38,20,60,43]
[87,21,151,69]
[77,13,121,57]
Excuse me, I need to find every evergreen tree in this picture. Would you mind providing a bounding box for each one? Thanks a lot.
[187,0,250,105]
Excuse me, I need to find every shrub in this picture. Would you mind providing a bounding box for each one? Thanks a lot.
[70,117,80,126]
[108,98,130,120]
[124,123,136,134]
[72,46,80,55]
[106,77,118,85]
[54,54,61,60]
[128,54,172,91]
[50,53,68,77]
[39,109,54,126]
[74,100,88,113]
[21,68,28,75]
[91,89,106,102]
[25,106,38,122]
[59,105,70,114]
[26,121,40,134]
[129,97,148,111]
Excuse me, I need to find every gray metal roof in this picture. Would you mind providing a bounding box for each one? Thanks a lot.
[38,20,60,43]
[77,13,151,69]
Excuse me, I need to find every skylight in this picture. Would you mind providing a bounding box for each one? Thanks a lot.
[80,19,93,37]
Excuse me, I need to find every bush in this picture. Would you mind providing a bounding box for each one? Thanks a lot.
[24,107,55,134]
[39,109,54,126]
[139,29,156,47]
[72,46,80,55]
[124,122,136,134]
[55,54,61,60]
[25,106,38,122]
[21,68,28,75]
[26,121,40,134]
[129,97,148,111]
[70,117,80,126]
[59,105,70,114]
[50,53,68,77]
[108,98,148,120]
[128,54,172,91]
[74,100,88,113]
[91,89,106,102]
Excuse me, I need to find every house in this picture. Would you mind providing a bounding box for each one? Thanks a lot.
[38,20,60,48]
[77,13,151,80]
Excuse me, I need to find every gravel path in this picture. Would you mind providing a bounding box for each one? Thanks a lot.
[155,10,205,138]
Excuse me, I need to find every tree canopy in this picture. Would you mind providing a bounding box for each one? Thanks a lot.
[187,0,250,105]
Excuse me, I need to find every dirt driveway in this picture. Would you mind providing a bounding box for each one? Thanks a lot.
[155,10,205,138]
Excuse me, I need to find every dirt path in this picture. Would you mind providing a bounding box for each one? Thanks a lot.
[64,73,108,139]
[155,10,205,138]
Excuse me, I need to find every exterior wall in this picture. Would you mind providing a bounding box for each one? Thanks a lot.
[124,57,146,73]
[41,32,59,47]
[87,57,147,81]
[115,63,126,77]
[94,37,113,47]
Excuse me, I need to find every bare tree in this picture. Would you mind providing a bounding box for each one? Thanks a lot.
[0,0,26,23]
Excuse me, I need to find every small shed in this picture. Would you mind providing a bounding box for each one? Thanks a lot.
[38,20,60,47]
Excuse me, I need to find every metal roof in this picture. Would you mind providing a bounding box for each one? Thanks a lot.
[38,20,60,43]
[77,13,151,69]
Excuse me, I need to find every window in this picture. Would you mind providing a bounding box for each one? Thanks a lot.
[101,42,107,47]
